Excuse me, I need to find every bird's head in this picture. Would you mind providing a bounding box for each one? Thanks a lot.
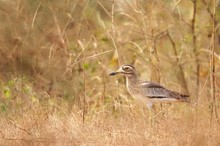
[109,65,137,77]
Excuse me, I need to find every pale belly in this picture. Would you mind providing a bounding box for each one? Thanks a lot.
[128,91,152,104]
[128,91,178,103]
[150,97,178,103]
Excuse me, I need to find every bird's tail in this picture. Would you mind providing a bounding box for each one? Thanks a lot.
[180,93,191,103]
[172,91,191,103]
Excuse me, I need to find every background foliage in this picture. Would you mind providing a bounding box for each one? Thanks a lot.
[0,0,220,145]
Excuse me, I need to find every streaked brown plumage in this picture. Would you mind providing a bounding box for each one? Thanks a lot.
[109,64,190,109]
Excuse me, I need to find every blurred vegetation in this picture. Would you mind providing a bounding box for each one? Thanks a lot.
[0,0,220,145]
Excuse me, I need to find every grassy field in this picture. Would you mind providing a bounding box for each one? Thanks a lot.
[0,0,220,145]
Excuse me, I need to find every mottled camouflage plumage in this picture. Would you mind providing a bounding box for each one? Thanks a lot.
[140,81,189,101]
[109,64,190,109]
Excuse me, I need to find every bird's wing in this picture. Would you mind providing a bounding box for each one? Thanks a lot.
[140,81,168,98]
[140,81,189,101]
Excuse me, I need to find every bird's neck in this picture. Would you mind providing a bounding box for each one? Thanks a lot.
[126,75,138,83]
[126,75,139,89]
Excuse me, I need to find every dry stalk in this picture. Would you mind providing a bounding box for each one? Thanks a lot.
[83,51,86,124]
[77,40,87,124]
[191,0,199,101]
[167,31,189,94]
[209,0,219,126]
[31,3,41,29]
[171,0,182,19]
[111,0,121,66]
[124,1,160,82]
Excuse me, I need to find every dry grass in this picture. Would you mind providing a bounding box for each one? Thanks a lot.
[0,101,220,145]
[0,0,220,145]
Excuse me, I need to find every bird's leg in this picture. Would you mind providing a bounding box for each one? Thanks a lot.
[147,103,156,127]
[152,104,171,120]
[146,103,154,109]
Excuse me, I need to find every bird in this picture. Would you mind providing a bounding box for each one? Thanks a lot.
[109,64,190,109]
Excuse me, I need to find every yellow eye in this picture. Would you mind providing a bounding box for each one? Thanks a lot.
[123,66,130,71]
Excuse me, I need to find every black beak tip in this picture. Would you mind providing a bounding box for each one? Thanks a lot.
[109,72,116,76]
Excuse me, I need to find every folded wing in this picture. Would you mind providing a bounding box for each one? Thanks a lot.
[140,81,189,102]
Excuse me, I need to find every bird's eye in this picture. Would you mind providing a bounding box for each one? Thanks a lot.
[123,66,130,71]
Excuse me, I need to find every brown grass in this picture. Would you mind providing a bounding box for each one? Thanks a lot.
[0,0,220,145]
[0,102,220,145]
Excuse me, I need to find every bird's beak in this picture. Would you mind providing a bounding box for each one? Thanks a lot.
[109,72,117,76]
[109,68,124,76]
